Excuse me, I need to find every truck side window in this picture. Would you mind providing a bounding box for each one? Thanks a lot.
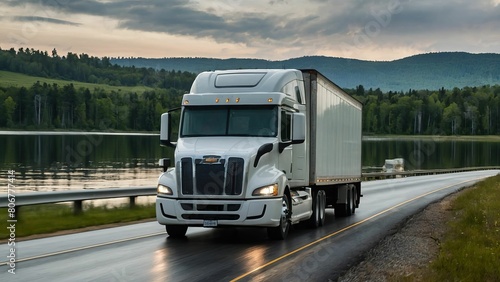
[295,86,302,104]
[281,111,291,142]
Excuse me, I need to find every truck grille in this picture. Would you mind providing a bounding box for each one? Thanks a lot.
[179,157,244,196]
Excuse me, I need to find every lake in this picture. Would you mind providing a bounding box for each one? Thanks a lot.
[1,133,499,193]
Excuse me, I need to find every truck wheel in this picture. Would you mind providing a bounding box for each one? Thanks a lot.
[335,186,353,217]
[307,190,326,228]
[350,185,357,215]
[268,194,291,240]
[166,225,188,238]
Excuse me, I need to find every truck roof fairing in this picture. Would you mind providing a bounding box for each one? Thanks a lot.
[189,69,304,103]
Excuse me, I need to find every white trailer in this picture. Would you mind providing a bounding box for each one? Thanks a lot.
[157,69,362,239]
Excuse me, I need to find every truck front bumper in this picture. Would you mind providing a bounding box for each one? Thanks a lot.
[156,196,283,227]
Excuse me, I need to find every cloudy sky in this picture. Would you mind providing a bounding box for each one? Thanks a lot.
[1,0,499,61]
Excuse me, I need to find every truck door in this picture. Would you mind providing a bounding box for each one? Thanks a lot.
[279,110,293,179]
[292,129,307,182]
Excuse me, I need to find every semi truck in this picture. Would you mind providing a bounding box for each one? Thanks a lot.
[156,69,362,240]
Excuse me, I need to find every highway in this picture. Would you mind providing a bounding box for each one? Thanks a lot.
[1,170,498,281]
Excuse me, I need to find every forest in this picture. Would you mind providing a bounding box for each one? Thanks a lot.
[1,47,499,135]
[348,85,500,135]
[0,47,196,89]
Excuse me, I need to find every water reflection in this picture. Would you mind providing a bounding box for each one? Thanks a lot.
[363,137,500,170]
[0,133,174,193]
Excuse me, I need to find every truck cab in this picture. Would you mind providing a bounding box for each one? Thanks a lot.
[156,69,362,240]
[157,69,310,239]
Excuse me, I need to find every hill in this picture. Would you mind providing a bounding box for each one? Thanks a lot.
[0,70,154,94]
[0,47,196,91]
[111,52,500,91]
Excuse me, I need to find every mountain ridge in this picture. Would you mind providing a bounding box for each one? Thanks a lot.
[111,52,500,91]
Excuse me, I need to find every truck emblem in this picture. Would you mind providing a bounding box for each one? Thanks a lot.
[204,157,219,163]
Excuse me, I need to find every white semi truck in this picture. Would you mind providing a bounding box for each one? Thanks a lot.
[156,69,362,240]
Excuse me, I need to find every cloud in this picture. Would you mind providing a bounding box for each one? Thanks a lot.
[13,16,81,26]
[1,1,318,43]
[2,0,499,59]
[5,0,499,40]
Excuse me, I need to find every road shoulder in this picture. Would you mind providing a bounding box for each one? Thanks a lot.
[338,189,458,281]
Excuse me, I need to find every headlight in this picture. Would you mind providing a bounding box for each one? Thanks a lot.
[157,184,173,195]
[252,184,279,196]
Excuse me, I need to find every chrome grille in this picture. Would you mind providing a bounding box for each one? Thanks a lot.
[180,157,244,196]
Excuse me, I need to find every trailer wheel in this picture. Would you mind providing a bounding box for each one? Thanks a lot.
[166,225,188,238]
[335,186,354,217]
[306,190,326,228]
[268,194,291,240]
[350,185,357,215]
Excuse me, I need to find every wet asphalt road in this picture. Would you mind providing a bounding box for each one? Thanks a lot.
[1,170,498,281]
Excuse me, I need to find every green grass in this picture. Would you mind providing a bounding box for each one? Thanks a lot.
[424,174,500,281]
[0,70,154,93]
[0,203,156,239]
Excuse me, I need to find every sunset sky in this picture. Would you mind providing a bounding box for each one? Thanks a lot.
[1,0,499,61]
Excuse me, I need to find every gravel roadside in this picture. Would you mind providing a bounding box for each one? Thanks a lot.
[336,189,460,282]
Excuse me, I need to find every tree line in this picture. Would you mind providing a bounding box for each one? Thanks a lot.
[0,47,196,89]
[1,47,499,135]
[2,81,499,134]
[0,47,195,131]
[347,85,500,135]
[0,82,183,131]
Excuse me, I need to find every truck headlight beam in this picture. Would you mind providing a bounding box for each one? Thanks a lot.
[252,184,279,196]
[157,184,173,195]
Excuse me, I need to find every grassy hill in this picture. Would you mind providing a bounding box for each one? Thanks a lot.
[0,70,154,93]
[111,52,500,91]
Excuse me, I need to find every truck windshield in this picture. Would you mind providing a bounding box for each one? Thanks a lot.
[181,106,278,137]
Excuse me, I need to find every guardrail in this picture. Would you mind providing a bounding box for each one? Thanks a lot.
[1,167,499,214]
[0,187,156,214]
[361,166,500,181]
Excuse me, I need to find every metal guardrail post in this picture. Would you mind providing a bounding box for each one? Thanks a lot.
[74,200,83,215]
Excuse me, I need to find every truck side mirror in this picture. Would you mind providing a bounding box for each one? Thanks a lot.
[160,113,176,147]
[159,158,171,172]
[292,113,305,144]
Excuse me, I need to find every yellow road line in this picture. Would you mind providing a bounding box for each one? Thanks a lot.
[231,177,485,281]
